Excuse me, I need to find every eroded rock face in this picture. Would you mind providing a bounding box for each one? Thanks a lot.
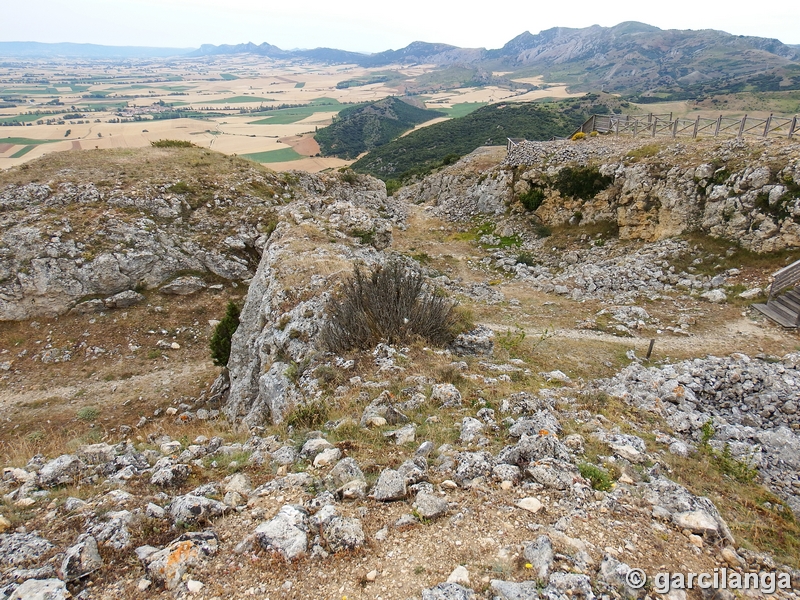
[225,172,405,426]
[408,138,800,253]
[0,180,261,320]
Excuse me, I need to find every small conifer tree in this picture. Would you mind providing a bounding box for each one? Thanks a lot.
[210,301,240,367]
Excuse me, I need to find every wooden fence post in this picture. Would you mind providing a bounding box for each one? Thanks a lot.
[737,115,747,138]
[763,114,772,137]
[714,115,722,137]
[692,115,700,138]
[789,116,796,140]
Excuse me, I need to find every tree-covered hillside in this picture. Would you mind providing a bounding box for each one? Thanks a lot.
[350,97,601,181]
[315,97,444,160]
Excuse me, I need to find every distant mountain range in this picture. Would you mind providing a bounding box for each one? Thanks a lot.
[0,41,193,59]
[3,23,800,99]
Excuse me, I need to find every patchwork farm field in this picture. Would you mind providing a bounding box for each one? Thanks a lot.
[0,54,584,171]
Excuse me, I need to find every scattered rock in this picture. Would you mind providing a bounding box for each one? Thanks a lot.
[61,534,102,581]
[372,469,407,501]
[140,531,218,590]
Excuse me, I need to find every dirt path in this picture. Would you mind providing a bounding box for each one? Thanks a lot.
[0,360,215,414]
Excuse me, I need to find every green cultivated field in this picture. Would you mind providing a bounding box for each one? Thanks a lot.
[10,146,35,158]
[294,82,305,88]
[220,74,239,80]
[436,102,487,118]
[249,98,344,125]
[243,147,303,163]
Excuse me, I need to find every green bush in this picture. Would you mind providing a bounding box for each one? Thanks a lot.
[578,462,613,491]
[319,259,463,352]
[77,406,100,421]
[286,399,329,429]
[210,301,241,367]
[151,139,196,148]
[554,166,613,200]
[518,186,546,212]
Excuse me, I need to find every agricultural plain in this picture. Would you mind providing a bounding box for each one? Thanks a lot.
[0,55,586,172]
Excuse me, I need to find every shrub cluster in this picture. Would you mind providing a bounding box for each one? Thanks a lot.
[319,259,464,353]
[210,301,241,367]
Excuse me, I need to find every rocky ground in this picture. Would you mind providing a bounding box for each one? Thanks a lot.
[1,140,800,600]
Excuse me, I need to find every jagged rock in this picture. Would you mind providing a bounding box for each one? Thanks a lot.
[508,411,561,437]
[598,555,639,599]
[159,276,206,295]
[447,565,470,585]
[527,458,580,490]
[322,517,365,552]
[329,458,366,489]
[459,417,484,443]
[150,459,190,487]
[524,535,554,579]
[0,533,54,568]
[454,451,494,484]
[490,579,542,600]
[422,582,476,600]
[169,495,227,525]
[6,579,69,600]
[413,492,449,520]
[86,510,133,549]
[372,469,407,501]
[672,510,719,536]
[700,289,726,303]
[430,384,462,406]
[37,454,86,487]
[313,447,342,467]
[140,531,218,590]
[299,438,334,460]
[76,443,116,465]
[103,290,145,308]
[224,473,253,497]
[61,534,102,581]
[448,326,494,356]
[546,572,595,599]
[271,445,298,466]
[255,505,309,561]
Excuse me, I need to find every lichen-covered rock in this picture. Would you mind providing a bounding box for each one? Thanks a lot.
[140,531,218,590]
[0,532,54,568]
[372,469,407,501]
[6,578,69,600]
[254,504,309,561]
[61,534,102,581]
[322,516,365,553]
[37,454,86,487]
[169,495,227,526]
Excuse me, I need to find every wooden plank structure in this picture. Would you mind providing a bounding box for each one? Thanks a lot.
[753,259,800,328]
[572,113,798,140]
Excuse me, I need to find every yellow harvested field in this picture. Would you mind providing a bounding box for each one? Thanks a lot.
[400,116,450,136]
[0,54,581,171]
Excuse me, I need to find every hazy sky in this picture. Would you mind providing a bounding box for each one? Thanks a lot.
[2,0,799,51]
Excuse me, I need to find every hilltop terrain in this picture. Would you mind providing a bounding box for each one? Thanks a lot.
[0,137,799,600]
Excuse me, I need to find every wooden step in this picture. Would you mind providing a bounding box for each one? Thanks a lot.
[753,303,800,328]
[774,294,800,313]
[785,289,800,303]
[768,301,799,323]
